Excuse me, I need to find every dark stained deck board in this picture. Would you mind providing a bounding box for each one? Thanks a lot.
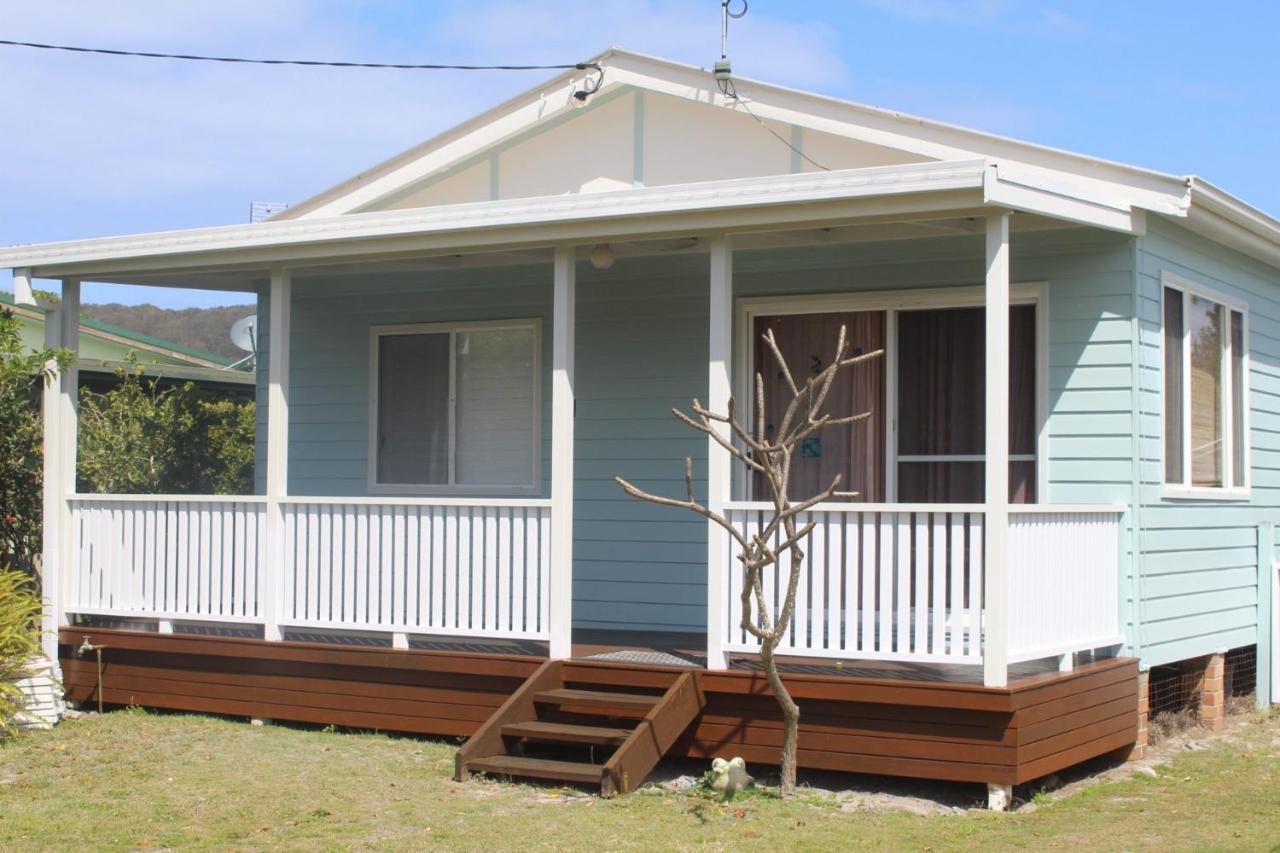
[58,628,1138,787]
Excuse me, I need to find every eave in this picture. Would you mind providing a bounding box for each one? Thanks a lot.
[3,159,1155,285]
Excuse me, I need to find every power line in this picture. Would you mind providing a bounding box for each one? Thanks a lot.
[0,37,595,73]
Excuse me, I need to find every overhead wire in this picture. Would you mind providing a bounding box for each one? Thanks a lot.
[0,38,584,71]
[0,37,604,97]
[717,74,830,172]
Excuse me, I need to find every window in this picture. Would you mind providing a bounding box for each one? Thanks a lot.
[370,320,540,493]
[1162,277,1248,494]
[895,305,1038,503]
[741,285,1046,504]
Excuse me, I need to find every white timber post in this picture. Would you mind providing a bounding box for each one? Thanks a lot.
[1257,521,1275,707]
[39,299,62,663]
[57,282,79,659]
[983,213,1011,688]
[549,245,576,659]
[264,268,291,642]
[706,235,733,670]
[13,267,36,306]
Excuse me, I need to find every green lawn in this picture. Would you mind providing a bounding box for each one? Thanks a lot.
[1,708,1278,852]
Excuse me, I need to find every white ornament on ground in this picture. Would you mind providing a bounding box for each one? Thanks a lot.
[710,757,753,795]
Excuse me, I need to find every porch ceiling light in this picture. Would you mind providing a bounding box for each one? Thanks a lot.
[589,243,616,270]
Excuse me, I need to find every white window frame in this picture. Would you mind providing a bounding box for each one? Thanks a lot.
[1160,271,1250,500]
[734,283,1049,503]
[367,318,542,496]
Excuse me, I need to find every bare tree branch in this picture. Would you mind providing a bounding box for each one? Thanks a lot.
[614,322,878,798]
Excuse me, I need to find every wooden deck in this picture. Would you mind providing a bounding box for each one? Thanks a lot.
[58,626,1139,788]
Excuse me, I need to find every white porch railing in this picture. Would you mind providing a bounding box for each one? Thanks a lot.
[64,495,552,642]
[1007,508,1123,662]
[720,502,1124,665]
[67,495,269,623]
[278,498,551,640]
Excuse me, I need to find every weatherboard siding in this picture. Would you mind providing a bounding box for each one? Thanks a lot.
[1133,217,1280,668]
[255,229,1147,636]
[573,255,710,631]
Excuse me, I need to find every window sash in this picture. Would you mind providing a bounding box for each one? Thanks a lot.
[370,320,540,493]
[1163,281,1247,492]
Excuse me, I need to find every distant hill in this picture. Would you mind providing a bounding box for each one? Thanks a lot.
[80,303,256,361]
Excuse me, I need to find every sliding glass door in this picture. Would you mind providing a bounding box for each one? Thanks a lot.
[749,302,1038,504]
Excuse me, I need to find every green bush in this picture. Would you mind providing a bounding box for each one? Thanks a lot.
[77,359,255,495]
[0,567,43,738]
[0,308,72,579]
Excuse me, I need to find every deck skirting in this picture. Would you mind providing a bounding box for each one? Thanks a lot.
[58,627,1137,787]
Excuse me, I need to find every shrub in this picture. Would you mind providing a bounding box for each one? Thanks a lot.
[0,567,44,737]
[0,307,72,579]
[78,358,255,495]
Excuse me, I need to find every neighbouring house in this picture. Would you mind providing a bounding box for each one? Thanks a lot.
[4,48,1278,808]
[0,291,254,397]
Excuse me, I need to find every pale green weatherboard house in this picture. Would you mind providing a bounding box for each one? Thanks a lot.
[3,48,1277,807]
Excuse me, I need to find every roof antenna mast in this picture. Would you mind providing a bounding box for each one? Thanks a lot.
[715,0,747,84]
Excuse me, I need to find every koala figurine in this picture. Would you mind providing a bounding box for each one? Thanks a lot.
[710,757,753,796]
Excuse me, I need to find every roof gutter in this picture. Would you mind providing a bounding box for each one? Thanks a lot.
[1183,177,1280,270]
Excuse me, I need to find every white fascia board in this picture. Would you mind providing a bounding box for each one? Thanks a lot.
[606,49,1191,216]
[982,163,1142,233]
[0,160,988,276]
[281,46,1192,224]
[289,68,592,219]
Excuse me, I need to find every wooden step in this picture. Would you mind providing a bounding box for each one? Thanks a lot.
[533,688,661,711]
[466,755,604,785]
[457,662,707,796]
[502,720,632,746]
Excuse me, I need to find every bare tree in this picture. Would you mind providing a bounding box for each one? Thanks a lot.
[616,325,881,797]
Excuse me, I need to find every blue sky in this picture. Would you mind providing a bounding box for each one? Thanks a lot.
[2,0,1277,308]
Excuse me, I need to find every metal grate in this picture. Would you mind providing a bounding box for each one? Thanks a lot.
[1225,645,1257,702]
[1148,661,1200,717]
[582,649,702,668]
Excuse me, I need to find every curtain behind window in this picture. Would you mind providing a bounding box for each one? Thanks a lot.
[751,311,886,502]
[896,306,1036,503]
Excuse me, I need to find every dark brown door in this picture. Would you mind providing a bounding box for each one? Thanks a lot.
[751,311,886,502]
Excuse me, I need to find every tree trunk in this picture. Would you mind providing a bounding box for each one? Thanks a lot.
[760,639,800,797]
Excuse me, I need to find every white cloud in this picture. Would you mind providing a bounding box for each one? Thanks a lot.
[0,0,849,237]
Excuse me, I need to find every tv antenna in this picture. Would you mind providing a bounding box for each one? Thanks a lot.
[714,0,748,82]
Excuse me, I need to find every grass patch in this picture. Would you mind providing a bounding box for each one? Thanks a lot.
[1,710,1278,851]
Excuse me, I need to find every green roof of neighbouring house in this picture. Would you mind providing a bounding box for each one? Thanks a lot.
[1,291,254,385]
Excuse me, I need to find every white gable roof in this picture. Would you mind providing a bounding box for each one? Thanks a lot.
[5,48,1280,281]
[276,47,1192,224]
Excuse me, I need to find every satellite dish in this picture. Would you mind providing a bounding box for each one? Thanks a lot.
[230,315,258,354]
